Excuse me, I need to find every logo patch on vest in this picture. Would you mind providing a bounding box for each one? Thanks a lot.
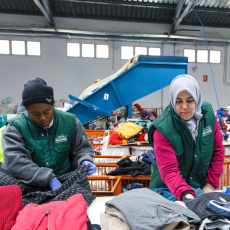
[55,134,67,143]
[203,126,212,136]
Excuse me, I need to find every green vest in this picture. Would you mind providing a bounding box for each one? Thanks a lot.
[8,109,76,176]
[148,102,215,190]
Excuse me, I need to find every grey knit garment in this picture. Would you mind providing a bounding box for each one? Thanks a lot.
[185,192,230,221]
[105,188,200,230]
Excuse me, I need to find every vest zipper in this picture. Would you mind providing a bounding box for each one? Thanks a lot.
[46,129,51,154]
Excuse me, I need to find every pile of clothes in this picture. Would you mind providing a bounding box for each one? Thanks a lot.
[216,107,230,141]
[108,150,154,178]
[109,120,151,145]
[142,109,157,121]
[0,165,99,229]
[0,185,100,230]
[101,188,230,230]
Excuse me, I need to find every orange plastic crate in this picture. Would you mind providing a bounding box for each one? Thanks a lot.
[86,130,114,155]
[87,175,121,197]
[94,155,151,192]
[219,156,230,189]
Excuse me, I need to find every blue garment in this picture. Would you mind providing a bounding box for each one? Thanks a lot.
[153,186,203,202]
[207,200,230,218]
[141,150,155,164]
[122,183,146,193]
[224,187,230,196]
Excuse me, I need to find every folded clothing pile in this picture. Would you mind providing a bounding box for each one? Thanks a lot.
[109,122,144,145]
[107,156,151,176]
[101,188,200,230]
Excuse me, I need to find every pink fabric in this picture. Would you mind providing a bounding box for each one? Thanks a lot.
[153,118,225,201]
[12,194,88,230]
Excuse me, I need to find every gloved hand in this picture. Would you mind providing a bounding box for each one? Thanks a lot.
[49,177,62,191]
[81,160,97,175]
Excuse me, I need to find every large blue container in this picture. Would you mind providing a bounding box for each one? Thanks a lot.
[68,55,188,124]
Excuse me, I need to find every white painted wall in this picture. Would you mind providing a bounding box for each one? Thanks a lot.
[0,15,230,113]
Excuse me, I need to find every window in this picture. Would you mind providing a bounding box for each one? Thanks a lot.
[184,49,195,62]
[149,47,161,56]
[135,47,147,55]
[96,45,109,58]
[210,50,221,63]
[197,50,208,63]
[121,46,133,60]
[67,43,80,57]
[27,41,40,56]
[12,41,25,55]
[82,44,94,58]
[0,40,10,54]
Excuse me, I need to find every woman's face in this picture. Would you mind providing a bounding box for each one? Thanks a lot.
[175,90,196,121]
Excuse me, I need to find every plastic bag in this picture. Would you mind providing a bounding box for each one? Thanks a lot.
[101,130,110,155]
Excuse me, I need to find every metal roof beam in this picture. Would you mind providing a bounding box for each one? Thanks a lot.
[33,0,55,27]
[53,0,176,10]
[0,25,229,44]
[171,0,197,33]
[170,0,185,34]
[42,0,53,18]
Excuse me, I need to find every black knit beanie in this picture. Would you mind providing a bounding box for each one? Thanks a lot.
[22,78,54,106]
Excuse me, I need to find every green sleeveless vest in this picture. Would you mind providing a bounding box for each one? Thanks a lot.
[148,102,215,190]
[8,109,76,176]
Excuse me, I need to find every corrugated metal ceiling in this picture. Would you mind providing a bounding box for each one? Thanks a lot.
[0,0,230,28]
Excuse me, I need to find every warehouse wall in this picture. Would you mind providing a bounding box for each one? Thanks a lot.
[0,32,230,113]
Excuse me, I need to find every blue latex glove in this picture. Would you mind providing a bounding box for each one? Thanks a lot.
[49,177,62,191]
[81,160,97,175]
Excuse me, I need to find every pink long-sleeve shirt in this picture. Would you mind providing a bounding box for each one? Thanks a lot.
[153,118,225,201]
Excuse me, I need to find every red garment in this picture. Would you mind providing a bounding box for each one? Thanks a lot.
[0,185,23,230]
[137,132,146,141]
[109,131,127,145]
[221,119,227,132]
[12,194,88,230]
[153,118,225,201]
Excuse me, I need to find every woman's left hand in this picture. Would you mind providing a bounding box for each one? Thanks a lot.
[202,183,215,194]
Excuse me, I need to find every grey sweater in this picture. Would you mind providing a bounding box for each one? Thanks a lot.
[2,117,94,187]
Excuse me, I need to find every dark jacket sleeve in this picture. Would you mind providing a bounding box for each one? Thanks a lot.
[2,124,55,187]
[70,118,94,168]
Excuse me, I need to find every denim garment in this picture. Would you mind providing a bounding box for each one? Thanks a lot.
[153,186,203,202]
[122,182,146,193]
[207,200,230,218]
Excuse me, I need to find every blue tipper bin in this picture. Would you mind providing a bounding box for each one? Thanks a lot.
[67,55,188,124]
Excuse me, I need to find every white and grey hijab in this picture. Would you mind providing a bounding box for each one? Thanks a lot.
[169,75,203,141]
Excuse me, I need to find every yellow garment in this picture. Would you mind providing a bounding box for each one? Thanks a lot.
[0,126,5,163]
[116,122,143,139]
[116,54,140,76]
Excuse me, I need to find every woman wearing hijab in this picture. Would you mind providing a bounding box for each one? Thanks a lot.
[148,74,225,201]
